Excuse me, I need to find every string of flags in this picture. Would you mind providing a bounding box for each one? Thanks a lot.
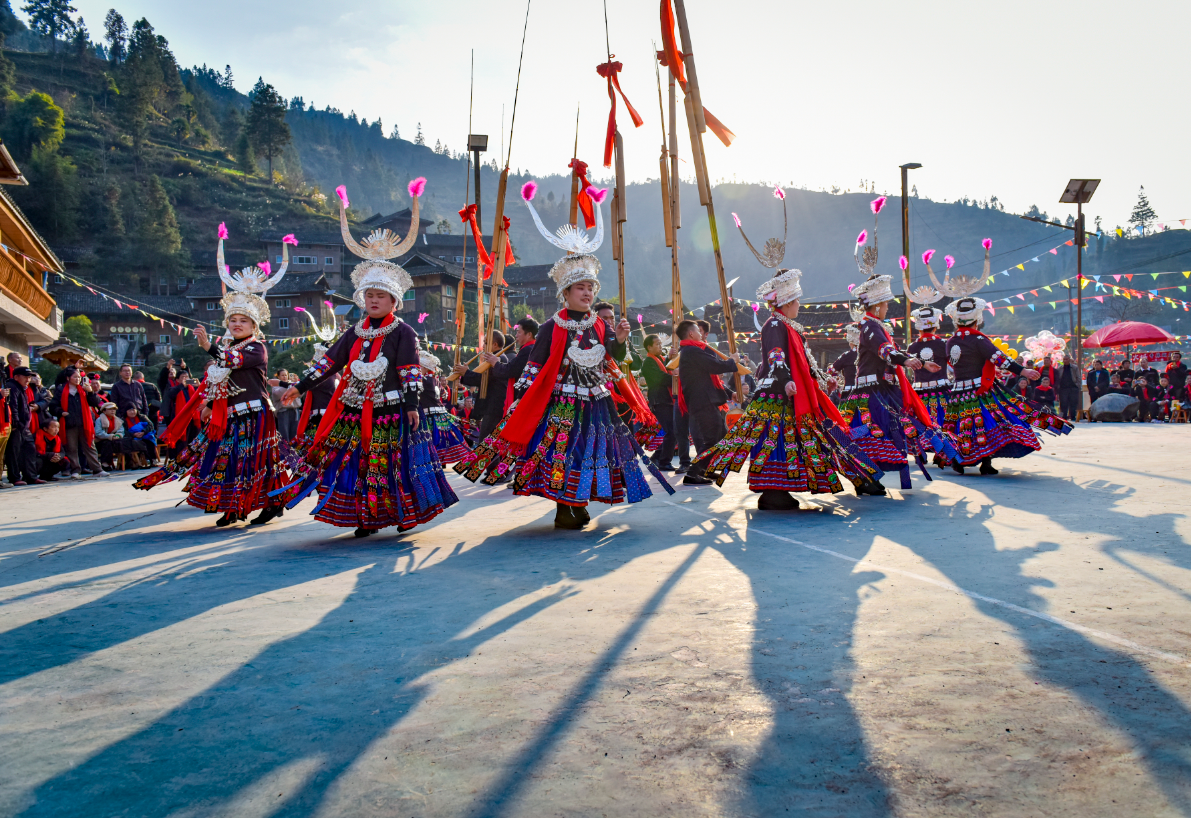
[985,272,1191,315]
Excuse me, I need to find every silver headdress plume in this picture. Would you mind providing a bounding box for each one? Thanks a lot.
[294,300,339,357]
[520,180,607,303]
[910,249,947,306]
[733,185,787,269]
[941,239,995,324]
[738,186,803,308]
[216,223,291,329]
[853,196,887,277]
[337,178,425,308]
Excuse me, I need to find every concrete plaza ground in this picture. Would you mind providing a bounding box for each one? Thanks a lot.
[1,424,1189,818]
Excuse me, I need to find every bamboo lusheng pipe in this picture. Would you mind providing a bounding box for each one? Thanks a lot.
[446,341,515,382]
[665,344,750,376]
[480,166,511,399]
[671,0,742,403]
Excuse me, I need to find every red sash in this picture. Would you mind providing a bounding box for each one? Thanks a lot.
[310,314,396,453]
[778,320,849,430]
[868,316,935,427]
[25,386,39,435]
[35,428,59,455]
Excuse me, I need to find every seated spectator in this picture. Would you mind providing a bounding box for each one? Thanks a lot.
[35,418,67,482]
[1107,374,1131,395]
[1156,377,1177,422]
[94,402,123,469]
[1033,376,1056,411]
[1132,378,1155,422]
[123,406,158,468]
[1115,363,1134,388]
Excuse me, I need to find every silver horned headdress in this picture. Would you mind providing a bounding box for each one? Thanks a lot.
[733,185,788,270]
[520,179,606,303]
[216,223,292,329]
[936,239,993,324]
[337,178,425,308]
[736,185,802,308]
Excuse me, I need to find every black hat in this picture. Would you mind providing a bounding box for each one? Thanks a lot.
[11,366,33,376]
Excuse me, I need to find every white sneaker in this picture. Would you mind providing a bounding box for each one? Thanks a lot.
[0,481,12,489]
[97,471,110,477]
[70,473,82,480]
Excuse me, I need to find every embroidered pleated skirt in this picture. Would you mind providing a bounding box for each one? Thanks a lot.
[135,401,293,516]
[456,392,674,506]
[278,409,457,530]
[838,379,957,487]
[701,394,883,493]
[944,381,1072,465]
[423,406,471,464]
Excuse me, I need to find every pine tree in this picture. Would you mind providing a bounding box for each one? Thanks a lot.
[434,138,441,153]
[389,123,399,140]
[234,128,255,174]
[222,64,233,89]
[415,122,425,145]
[21,0,75,51]
[245,78,290,182]
[135,175,183,276]
[103,8,124,62]
[71,15,87,57]
[1128,186,1158,236]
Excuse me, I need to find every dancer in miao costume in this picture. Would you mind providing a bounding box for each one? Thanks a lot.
[935,239,1073,475]
[698,188,884,510]
[417,349,471,465]
[291,305,341,451]
[837,197,957,489]
[455,180,674,530]
[136,226,295,527]
[827,319,862,392]
[277,179,457,537]
[905,250,953,435]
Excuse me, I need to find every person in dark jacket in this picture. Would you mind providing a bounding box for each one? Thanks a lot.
[1086,360,1110,411]
[111,364,149,419]
[1164,352,1187,392]
[5,366,41,484]
[675,320,740,485]
[1056,354,1082,420]
[493,317,539,414]
[35,417,67,481]
[640,333,676,471]
[453,330,509,443]
[1032,376,1057,411]
[1132,377,1156,422]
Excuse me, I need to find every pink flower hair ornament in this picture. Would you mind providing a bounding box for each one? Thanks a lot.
[945,255,955,269]
[899,255,909,271]
[521,180,538,201]
[871,196,887,215]
[922,249,935,265]
[982,238,993,250]
[732,212,742,228]
[773,185,785,200]
[335,185,349,207]
[258,260,272,276]
[217,222,229,240]
[585,186,608,205]
[282,234,299,246]
[408,177,427,198]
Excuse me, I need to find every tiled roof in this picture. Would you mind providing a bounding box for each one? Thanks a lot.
[52,290,195,317]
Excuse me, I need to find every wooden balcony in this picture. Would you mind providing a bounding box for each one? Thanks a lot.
[0,246,54,320]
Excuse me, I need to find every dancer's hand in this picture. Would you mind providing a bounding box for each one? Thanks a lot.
[1023,368,1041,381]
[406,409,419,427]
[615,319,631,343]
[195,325,211,351]
[905,358,923,370]
[282,386,300,406]
[785,381,797,397]
[923,361,942,373]
[200,406,212,423]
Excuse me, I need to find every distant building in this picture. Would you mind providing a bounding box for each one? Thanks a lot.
[47,288,193,365]
[0,145,64,359]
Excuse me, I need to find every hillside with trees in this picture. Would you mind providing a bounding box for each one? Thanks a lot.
[3,2,1189,344]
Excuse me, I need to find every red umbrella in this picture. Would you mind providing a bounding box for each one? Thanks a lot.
[1082,321,1176,349]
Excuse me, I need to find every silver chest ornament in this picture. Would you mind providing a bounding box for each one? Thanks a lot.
[919,347,934,362]
[341,354,390,409]
[566,340,606,370]
[950,345,962,364]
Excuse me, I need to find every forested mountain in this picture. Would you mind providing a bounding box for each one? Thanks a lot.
[5,2,1188,342]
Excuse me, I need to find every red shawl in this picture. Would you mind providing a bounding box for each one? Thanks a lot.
[61,384,95,446]
[777,320,849,431]
[497,311,654,449]
[35,427,60,455]
[25,386,39,436]
[674,338,726,415]
[100,413,119,435]
[868,315,935,426]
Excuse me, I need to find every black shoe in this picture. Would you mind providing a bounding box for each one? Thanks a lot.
[573,505,591,525]
[354,527,378,538]
[554,503,583,530]
[757,490,799,510]
[654,461,675,472]
[979,458,999,476]
[682,473,712,486]
[951,463,965,475]
[216,513,240,527]
[854,480,887,497]
[250,505,284,526]
[674,464,690,474]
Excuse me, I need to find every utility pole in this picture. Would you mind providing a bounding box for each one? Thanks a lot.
[900,163,921,344]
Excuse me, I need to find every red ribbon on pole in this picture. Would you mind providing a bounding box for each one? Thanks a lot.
[656,6,735,148]
[569,159,595,229]
[458,204,514,280]
[596,57,644,168]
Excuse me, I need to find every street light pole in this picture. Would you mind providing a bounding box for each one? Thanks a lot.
[900,163,921,344]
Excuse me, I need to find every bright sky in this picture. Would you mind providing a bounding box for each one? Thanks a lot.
[68,0,1188,229]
